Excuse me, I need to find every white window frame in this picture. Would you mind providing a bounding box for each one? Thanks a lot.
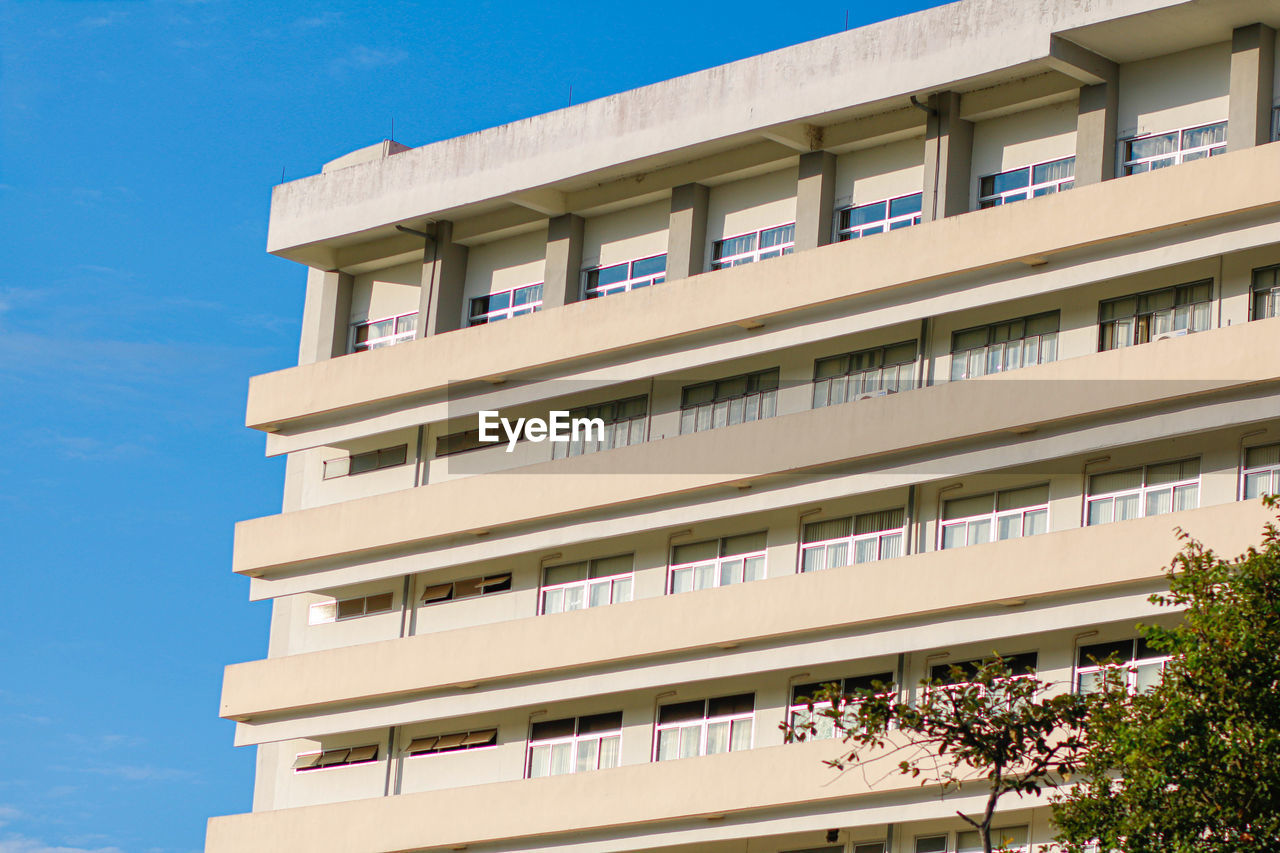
[667,534,767,594]
[1251,264,1280,321]
[1075,639,1171,696]
[800,511,905,572]
[551,395,648,460]
[582,254,666,299]
[526,714,622,778]
[956,825,1030,852]
[788,673,895,741]
[1086,459,1200,526]
[1120,121,1227,175]
[308,591,395,625]
[539,556,634,615]
[949,312,1059,382]
[812,341,918,408]
[835,192,922,240]
[1098,280,1213,351]
[350,311,417,353]
[654,695,754,761]
[710,223,795,270]
[679,369,779,434]
[1241,443,1280,500]
[939,488,1050,550]
[468,282,543,326]
[978,157,1075,208]
[928,653,1039,700]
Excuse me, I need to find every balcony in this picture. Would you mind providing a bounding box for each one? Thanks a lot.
[248,144,1280,434]
[221,500,1273,723]
[233,318,1280,579]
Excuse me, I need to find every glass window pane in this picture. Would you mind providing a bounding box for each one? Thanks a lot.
[854,537,880,563]
[656,728,681,761]
[706,721,730,754]
[588,580,611,608]
[848,200,888,226]
[1091,468,1143,494]
[595,263,629,286]
[968,518,991,544]
[879,533,903,560]
[729,718,753,751]
[998,484,1049,511]
[1087,498,1114,526]
[1023,508,1048,536]
[1173,483,1199,512]
[612,576,632,603]
[694,563,715,590]
[1128,132,1177,160]
[997,514,1022,541]
[528,744,550,777]
[679,725,701,759]
[944,493,995,520]
[743,555,765,581]
[670,567,693,593]
[575,739,598,773]
[889,193,922,217]
[631,254,666,278]
[1145,487,1173,517]
[545,562,587,585]
[549,742,573,776]
[941,523,966,550]
[1116,492,1141,521]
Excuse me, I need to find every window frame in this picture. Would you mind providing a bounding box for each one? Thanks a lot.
[550,395,648,460]
[404,728,498,758]
[350,311,417,353]
[788,672,896,741]
[322,444,409,479]
[1251,264,1280,322]
[939,486,1050,550]
[667,532,768,594]
[949,311,1060,381]
[1086,458,1201,526]
[835,192,923,240]
[1097,280,1213,351]
[1241,443,1280,501]
[419,573,512,606]
[928,652,1039,698]
[800,509,906,572]
[812,340,917,408]
[654,693,755,761]
[525,712,623,778]
[710,223,796,270]
[1075,638,1171,696]
[539,554,634,615]
[308,591,395,625]
[978,157,1075,209]
[468,282,544,326]
[582,254,666,299]
[1120,120,1227,175]
[293,743,381,772]
[679,368,779,434]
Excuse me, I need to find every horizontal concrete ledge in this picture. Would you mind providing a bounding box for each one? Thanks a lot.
[205,735,992,853]
[263,0,1183,259]
[221,500,1274,721]
[232,319,1280,577]
[248,143,1280,432]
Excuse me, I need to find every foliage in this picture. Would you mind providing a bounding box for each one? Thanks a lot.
[1052,495,1280,852]
[785,657,1091,853]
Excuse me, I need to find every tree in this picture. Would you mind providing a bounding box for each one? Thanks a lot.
[1052,495,1280,852]
[785,656,1091,853]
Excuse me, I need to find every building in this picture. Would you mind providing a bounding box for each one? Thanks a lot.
[206,0,1280,850]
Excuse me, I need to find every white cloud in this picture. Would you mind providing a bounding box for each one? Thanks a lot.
[0,836,124,853]
[331,45,408,74]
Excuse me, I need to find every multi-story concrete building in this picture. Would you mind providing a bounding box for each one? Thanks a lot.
[207,0,1280,849]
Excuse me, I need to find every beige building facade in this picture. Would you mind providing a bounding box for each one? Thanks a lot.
[208,0,1280,849]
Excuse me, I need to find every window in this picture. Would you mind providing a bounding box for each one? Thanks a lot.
[551,396,648,460]
[351,311,417,353]
[958,826,1029,852]
[931,652,1039,686]
[1243,443,1280,499]
[436,428,491,457]
[940,485,1049,549]
[308,591,394,625]
[668,532,767,593]
[322,444,409,479]
[680,368,779,434]
[1098,281,1212,350]
[293,744,380,771]
[1122,121,1227,175]
[420,573,512,605]
[853,845,888,853]
[540,554,633,615]
[1086,459,1200,525]
[836,193,922,239]
[584,254,666,299]
[1076,638,1170,695]
[812,341,917,407]
[801,509,905,572]
[789,672,894,740]
[655,693,754,760]
[526,712,622,778]
[949,312,1058,381]
[468,283,543,326]
[915,837,948,853]
[711,224,795,269]
[979,157,1074,208]
[1252,264,1280,321]
[405,728,497,757]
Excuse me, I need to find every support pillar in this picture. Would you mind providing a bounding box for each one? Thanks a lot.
[297,268,352,364]
[1228,23,1276,152]
[667,182,710,281]
[1074,81,1119,186]
[921,92,973,222]
[795,151,837,251]
[416,220,469,336]
[542,213,585,310]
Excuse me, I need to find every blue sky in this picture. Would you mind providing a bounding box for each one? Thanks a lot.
[0,1,943,850]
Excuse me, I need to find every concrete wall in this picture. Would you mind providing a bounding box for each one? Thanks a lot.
[969,101,1078,208]
[582,199,670,271]
[834,136,925,212]
[460,228,548,318]
[1117,42,1232,140]
[705,167,798,267]
[348,262,420,330]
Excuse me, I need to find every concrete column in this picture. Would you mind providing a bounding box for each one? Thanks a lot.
[296,267,352,364]
[416,220,469,336]
[921,92,973,222]
[794,150,837,251]
[542,213,585,310]
[1228,23,1276,152]
[1074,81,1119,186]
[667,182,710,280]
